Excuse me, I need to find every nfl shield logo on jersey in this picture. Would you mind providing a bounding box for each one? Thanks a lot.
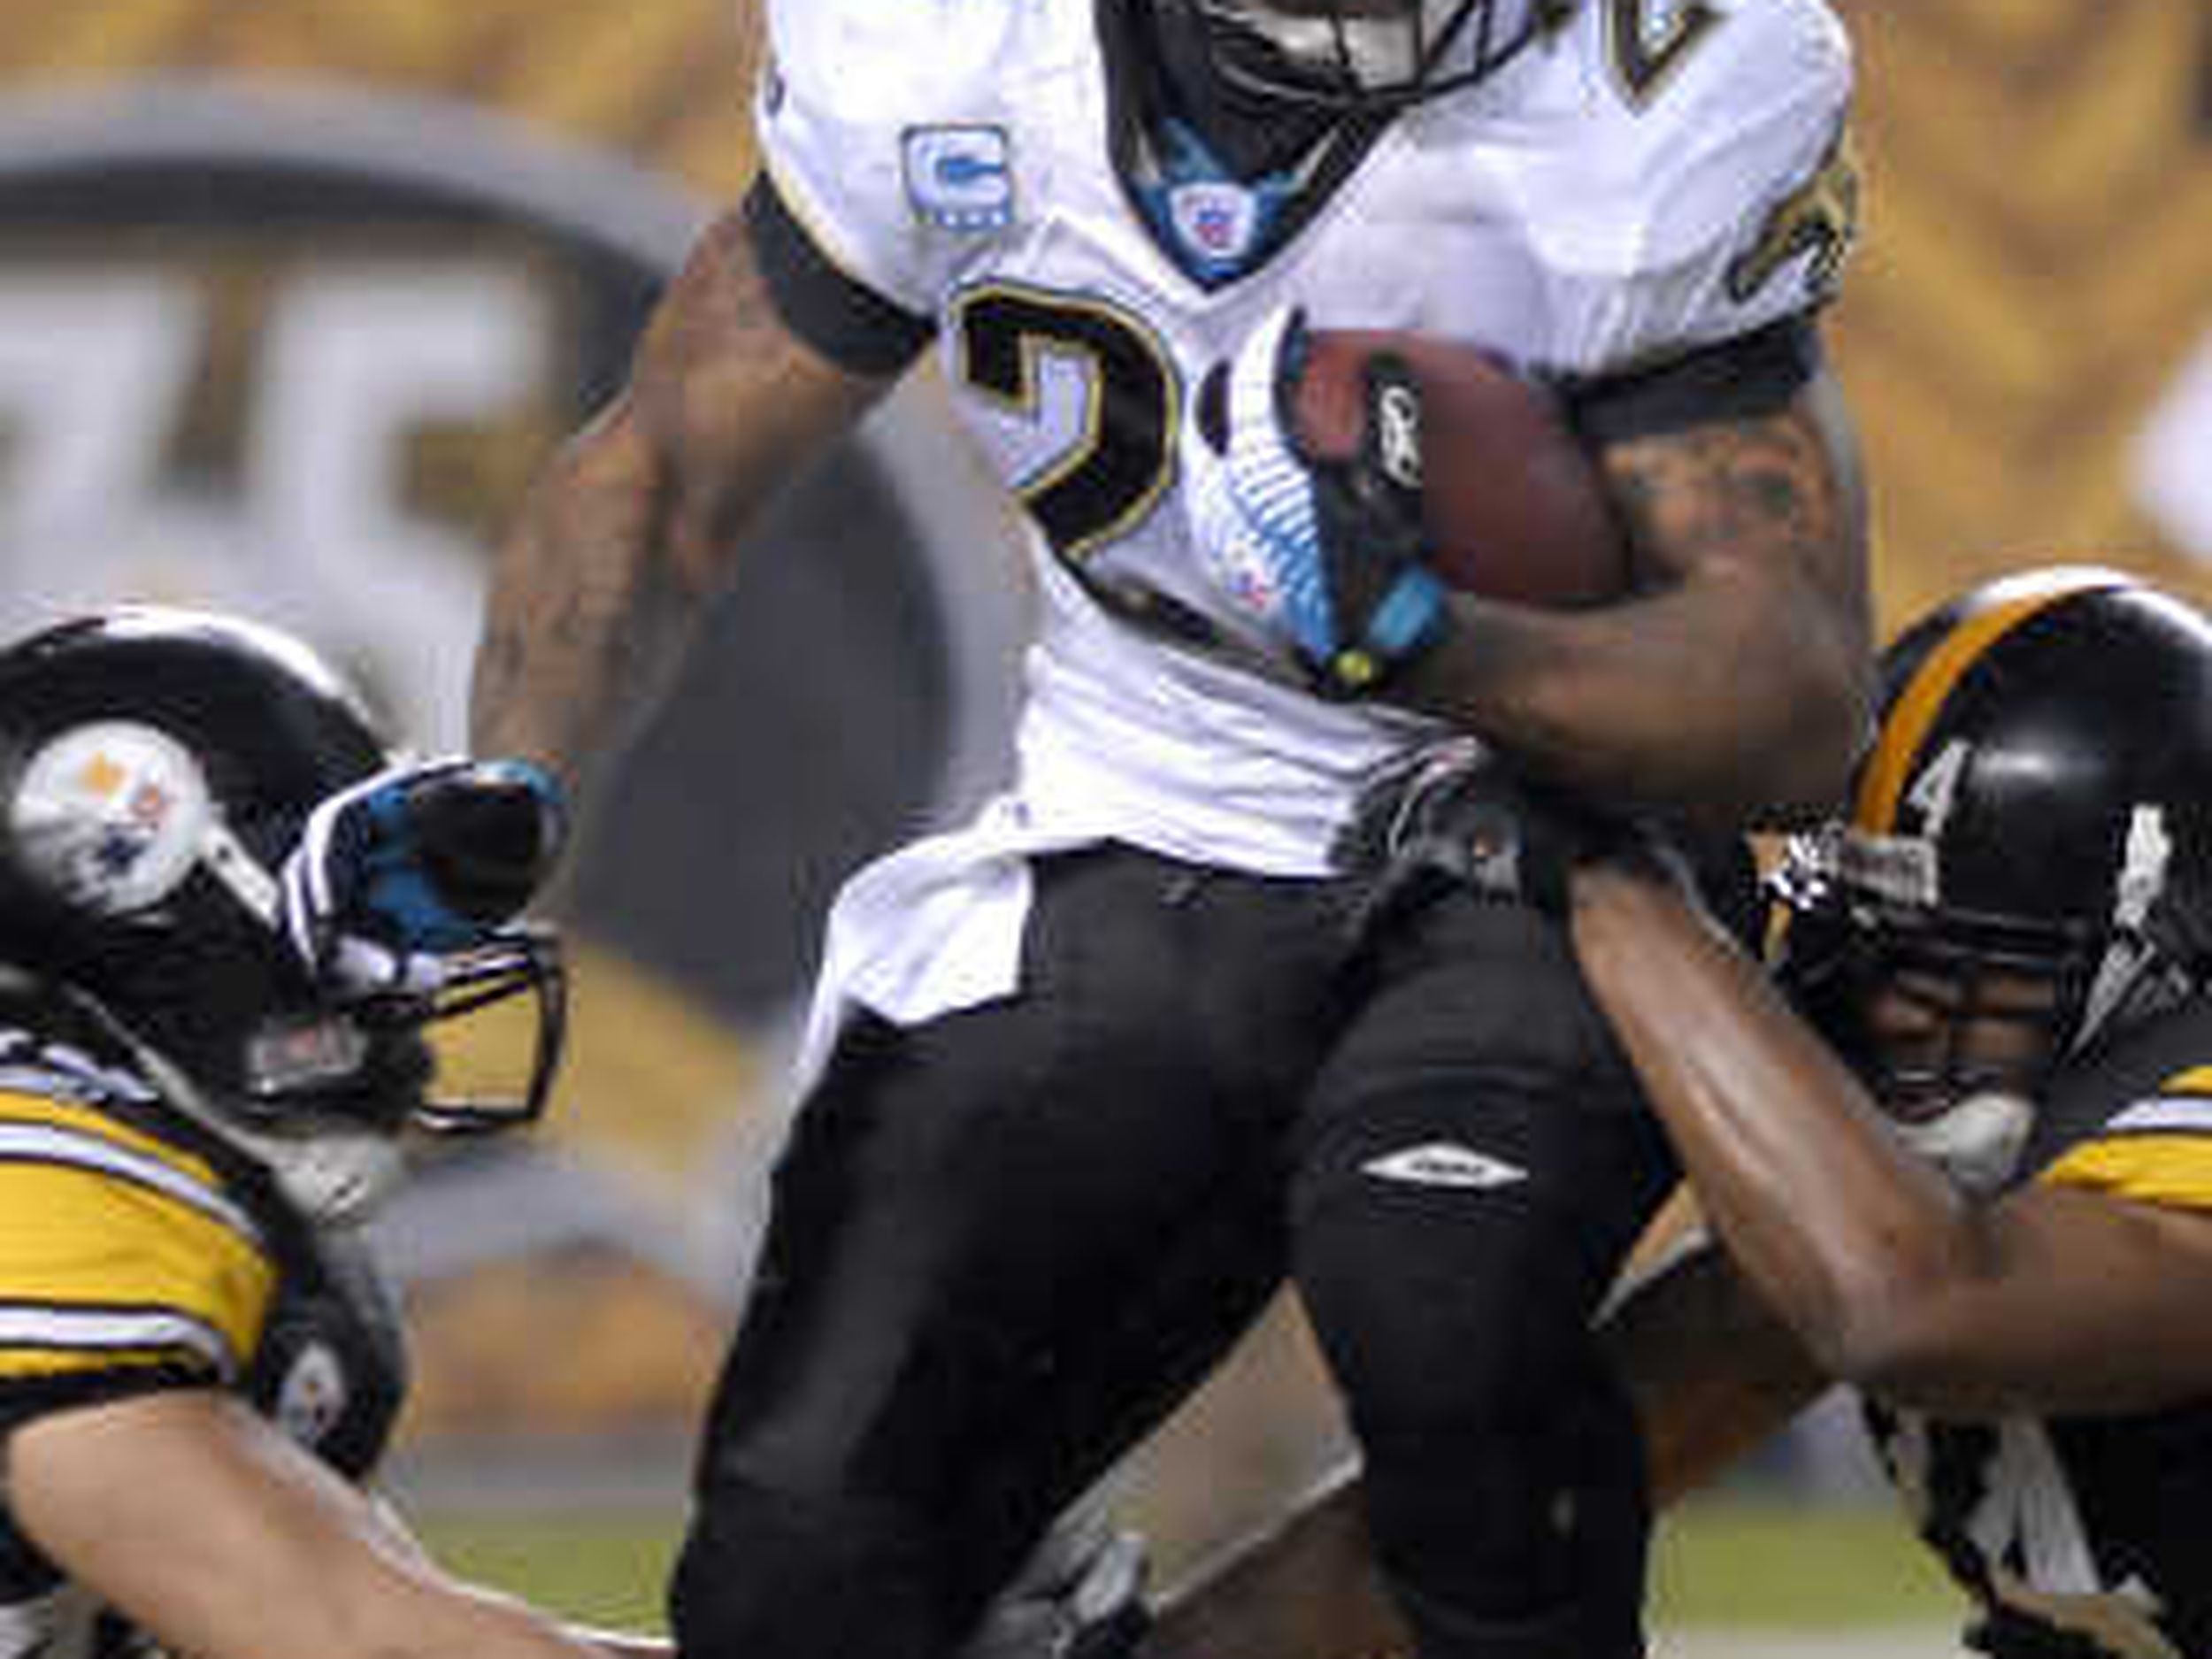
[902,126,1015,232]
[1165,179,1261,280]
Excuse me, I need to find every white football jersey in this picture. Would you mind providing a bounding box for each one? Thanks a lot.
[762,0,1855,1047]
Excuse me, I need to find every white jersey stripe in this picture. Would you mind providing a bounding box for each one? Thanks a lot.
[2102,1095,2212,1136]
[0,1121,262,1245]
[0,1303,237,1379]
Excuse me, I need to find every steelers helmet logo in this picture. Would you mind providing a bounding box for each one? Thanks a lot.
[275,1338,351,1447]
[12,721,214,914]
[0,81,695,752]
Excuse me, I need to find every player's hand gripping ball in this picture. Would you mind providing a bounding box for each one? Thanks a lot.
[1185,307,1632,696]
[1185,305,1448,697]
[1287,326,1630,610]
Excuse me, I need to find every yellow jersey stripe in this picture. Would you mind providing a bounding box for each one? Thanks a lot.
[1856,570,2124,832]
[0,1343,202,1380]
[0,1157,273,1370]
[2040,1133,2212,1211]
[0,1119,260,1243]
[2157,1064,2212,1098]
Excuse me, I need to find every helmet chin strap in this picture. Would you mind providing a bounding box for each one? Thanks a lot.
[76,993,410,1227]
[225,1124,408,1228]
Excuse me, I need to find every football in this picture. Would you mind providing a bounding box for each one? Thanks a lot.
[1289,328,1630,608]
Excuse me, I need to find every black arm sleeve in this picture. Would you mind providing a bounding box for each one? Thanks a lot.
[741,173,937,379]
[1565,316,1824,447]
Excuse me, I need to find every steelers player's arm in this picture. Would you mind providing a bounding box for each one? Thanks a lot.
[1571,853,2212,1419]
[1595,1187,1832,1503]
[7,1388,664,1659]
[355,1491,671,1658]
[1399,321,1873,828]
[1140,1194,1826,1659]
[1142,1460,1402,1659]
[471,172,932,810]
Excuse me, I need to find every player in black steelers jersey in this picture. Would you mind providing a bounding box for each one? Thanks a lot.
[1130,565,2212,1659]
[0,605,672,1659]
[472,2,1876,1657]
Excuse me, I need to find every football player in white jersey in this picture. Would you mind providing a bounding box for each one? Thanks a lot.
[472,1,1873,1656]
[1138,566,2212,1659]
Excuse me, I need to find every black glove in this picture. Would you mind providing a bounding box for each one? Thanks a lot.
[1333,741,1613,937]
[279,757,568,994]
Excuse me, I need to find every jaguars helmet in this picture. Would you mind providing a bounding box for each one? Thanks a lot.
[1778,566,2212,1109]
[1182,0,1554,111]
[0,607,565,1164]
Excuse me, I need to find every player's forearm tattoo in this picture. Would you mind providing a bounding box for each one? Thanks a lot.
[1602,403,1855,594]
[471,435,677,767]
[474,204,883,770]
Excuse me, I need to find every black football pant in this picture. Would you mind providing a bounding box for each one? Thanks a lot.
[668,844,1677,1659]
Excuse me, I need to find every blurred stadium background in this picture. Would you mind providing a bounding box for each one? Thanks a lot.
[2,0,2208,1651]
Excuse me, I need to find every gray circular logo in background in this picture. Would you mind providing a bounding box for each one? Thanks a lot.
[0,79,1024,1025]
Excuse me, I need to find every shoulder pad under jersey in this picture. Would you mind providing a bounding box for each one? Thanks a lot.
[2024,999,2212,1182]
[758,0,1079,312]
[1525,0,1856,373]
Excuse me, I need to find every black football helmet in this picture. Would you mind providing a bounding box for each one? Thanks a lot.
[0,607,564,1164]
[1778,566,2212,1110]
[1181,0,1552,111]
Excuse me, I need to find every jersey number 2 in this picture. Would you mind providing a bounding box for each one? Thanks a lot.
[953,283,1178,559]
[1606,0,1721,105]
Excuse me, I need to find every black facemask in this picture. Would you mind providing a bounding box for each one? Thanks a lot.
[1138,0,1349,176]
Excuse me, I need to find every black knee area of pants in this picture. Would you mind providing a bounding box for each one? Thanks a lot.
[1293,1085,1663,1451]
[1392,1569,1641,1659]
[1363,1359,1651,1659]
[669,1478,947,1659]
[1292,1088,1665,1658]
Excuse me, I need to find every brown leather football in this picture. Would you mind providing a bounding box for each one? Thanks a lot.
[1290,329,1631,608]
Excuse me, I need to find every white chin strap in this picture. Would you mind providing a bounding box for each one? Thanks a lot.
[1892,1090,2034,1198]
[228,1122,410,1227]
[108,1023,411,1227]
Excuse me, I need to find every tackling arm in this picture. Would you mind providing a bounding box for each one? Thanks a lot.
[469,202,899,818]
[1401,361,1873,826]
[1143,1463,1401,1659]
[8,1390,650,1659]
[1572,856,2212,1417]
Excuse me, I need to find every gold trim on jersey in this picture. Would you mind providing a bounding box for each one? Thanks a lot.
[0,1091,274,1384]
[1724,131,1860,306]
[2040,1133,2212,1212]
[1855,569,2125,833]
[1603,0,1724,110]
